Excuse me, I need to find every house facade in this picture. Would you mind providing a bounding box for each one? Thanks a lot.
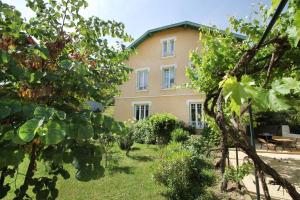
[114,22,207,129]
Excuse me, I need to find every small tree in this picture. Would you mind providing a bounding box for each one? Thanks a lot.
[187,1,300,199]
[0,0,131,199]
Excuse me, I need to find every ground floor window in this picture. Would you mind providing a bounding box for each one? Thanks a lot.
[134,104,149,120]
[189,102,203,129]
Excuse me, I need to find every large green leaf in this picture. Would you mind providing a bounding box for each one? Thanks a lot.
[67,121,94,140]
[18,119,43,142]
[222,76,255,115]
[34,106,55,120]
[272,77,300,95]
[40,121,66,145]
[0,106,11,120]
[0,146,25,168]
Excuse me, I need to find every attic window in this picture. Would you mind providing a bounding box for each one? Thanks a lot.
[161,37,176,57]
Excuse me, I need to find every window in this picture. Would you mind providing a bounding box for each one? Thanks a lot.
[134,104,149,120]
[136,69,149,90]
[162,66,175,88]
[189,102,203,129]
[161,37,175,57]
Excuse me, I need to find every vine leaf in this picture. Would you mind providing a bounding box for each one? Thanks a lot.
[0,106,11,119]
[40,121,66,145]
[18,118,44,142]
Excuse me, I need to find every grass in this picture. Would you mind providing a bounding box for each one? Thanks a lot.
[5,144,167,200]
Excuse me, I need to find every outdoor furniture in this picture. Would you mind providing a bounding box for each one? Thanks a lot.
[257,138,277,151]
[258,132,273,141]
[271,136,296,151]
[292,138,300,150]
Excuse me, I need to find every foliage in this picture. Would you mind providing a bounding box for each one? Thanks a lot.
[132,113,193,145]
[224,162,254,182]
[201,117,221,147]
[118,124,134,155]
[171,128,189,143]
[148,113,179,145]
[0,0,132,199]
[153,142,216,200]
[132,119,155,144]
[187,0,300,198]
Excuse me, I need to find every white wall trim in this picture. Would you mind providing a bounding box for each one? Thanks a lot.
[131,101,152,107]
[160,36,177,43]
[186,99,203,106]
[160,36,176,58]
[160,64,177,70]
[134,67,150,73]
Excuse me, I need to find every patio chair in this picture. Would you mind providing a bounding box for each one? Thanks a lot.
[296,138,300,150]
[257,138,277,151]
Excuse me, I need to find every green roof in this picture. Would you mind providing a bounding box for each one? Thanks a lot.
[128,21,246,49]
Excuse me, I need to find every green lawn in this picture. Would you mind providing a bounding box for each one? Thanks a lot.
[6,144,167,200]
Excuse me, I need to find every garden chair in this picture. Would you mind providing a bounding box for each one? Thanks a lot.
[296,138,300,150]
[257,138,277,151]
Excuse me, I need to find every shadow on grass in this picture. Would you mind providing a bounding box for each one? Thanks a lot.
[127,154,154,162]
[108,166,135,175]
[130,147,141,151]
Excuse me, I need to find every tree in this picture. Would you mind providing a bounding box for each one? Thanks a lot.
[187,0,300,199]
[0,0,131,199]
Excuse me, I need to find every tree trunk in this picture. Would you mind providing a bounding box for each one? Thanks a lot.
[215,94,228,191]
[14,142,37,200]
[258,170,271,200]
[210,94,300,199]
[235,141,300,200]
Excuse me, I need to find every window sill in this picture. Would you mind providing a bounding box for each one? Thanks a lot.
[136,89,149,92]
[161,55,175,59]
[160,87,175,91]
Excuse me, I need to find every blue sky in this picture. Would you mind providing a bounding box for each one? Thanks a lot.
[4,0,269,40]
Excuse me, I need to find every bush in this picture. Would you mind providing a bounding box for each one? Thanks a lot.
[184,135,208,155]
[132,113,195,145]
[118,131,134,154]
[177,120,196,135]
[224,161,254,182]
[171,128,189,143]
[153,143,216,200]
[132,119,156,144]
[201,117,221,147]
[148,113,178,144]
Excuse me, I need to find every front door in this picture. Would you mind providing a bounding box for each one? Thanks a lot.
[189,103,203,129]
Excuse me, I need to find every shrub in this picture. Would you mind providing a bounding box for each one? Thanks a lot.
[177,120,196,135]
[224,161,254,182]
[171,128,189,143]
[118,130,134,154]
[148,113,178,144]
[184,135,208,155]
[132,119,156,144]
[201,117,221,147]
[132,113,195,145]
[153,143,216,200]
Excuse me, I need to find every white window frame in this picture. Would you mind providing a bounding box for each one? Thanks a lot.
[135,68,150,91]
[132,101,151,120]
[161,64,176,89]
[160,37,176,58]
[186,100,204,129]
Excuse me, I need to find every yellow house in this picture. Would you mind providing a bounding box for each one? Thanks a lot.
[114,21,242,129]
